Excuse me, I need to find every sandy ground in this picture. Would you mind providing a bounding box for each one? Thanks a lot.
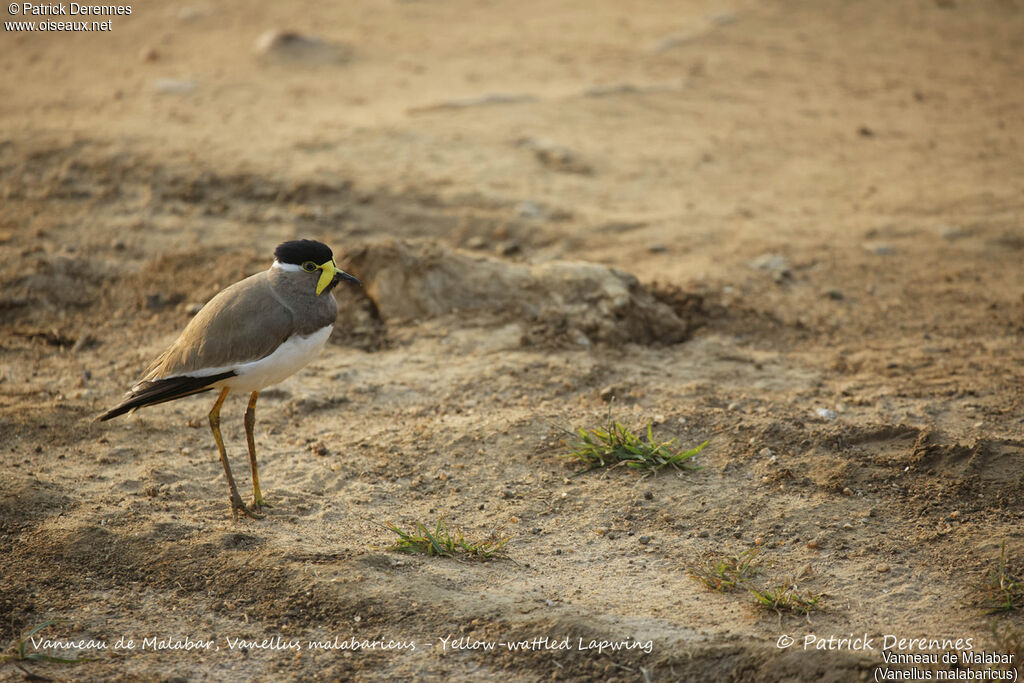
[2,0,1024,680]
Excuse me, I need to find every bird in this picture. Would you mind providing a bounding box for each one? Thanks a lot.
[97,239,360,518]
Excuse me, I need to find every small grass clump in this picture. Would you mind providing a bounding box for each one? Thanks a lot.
[561,413,708,473]
[384,518,507,561]
[689,548,763,592]
[989,620,1022,675]
[1,620,95,667]
[975,543,1024,614]
[747,584,823,616]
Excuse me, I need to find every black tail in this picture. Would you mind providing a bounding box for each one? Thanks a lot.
[96,371,236,421]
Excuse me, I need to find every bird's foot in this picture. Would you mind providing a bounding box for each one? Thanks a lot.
[231,494,264,520]
[249,493,272,512]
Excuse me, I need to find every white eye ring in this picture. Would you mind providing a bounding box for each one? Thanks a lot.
[302,261,318,272]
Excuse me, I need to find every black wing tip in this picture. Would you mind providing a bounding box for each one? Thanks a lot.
[95,406,128,422]
[96,371,236,421]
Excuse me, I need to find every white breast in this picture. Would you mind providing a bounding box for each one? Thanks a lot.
[217,325,333,393]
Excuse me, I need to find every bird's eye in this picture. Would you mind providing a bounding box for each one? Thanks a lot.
[302,261,318,272]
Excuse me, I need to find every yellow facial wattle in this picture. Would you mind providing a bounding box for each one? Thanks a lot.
[315,260,338,296]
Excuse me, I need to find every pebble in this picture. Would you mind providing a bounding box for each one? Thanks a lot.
[698,530,710,538]
[748,253,790,273]
[939,225,969,241]
[599,386,617,402]
[727,402,741,412]
[495,240,521,256]
[816,408,837,421]
[806,540,820,549]
[653,414,666,424]
[638,536,651,545]
[648,243,668,253]
[139,46,159,62]
[255,30,353,65]
[876,563,890,573]
[759,447,774,458]
[842,487,853,496]
[152,79,196,94]
[595,527,608,536]
[514,137,593,175]
[842,522,854,530]
[823,288,844,300]
[516,201,544,219]
[754,537,764,546]
[949,510,960,519]
[501,488,515,499]
[465,236,487,250]
[643,491,653,500]
[864,243,895,256]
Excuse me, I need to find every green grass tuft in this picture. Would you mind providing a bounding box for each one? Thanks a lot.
[747,584,823,615]
[561,412,708,473]
[689,548,764,592]
[975,543,1024,614]
[384,518,508,561]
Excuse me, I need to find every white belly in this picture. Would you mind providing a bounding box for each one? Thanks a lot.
[217,325,332,393]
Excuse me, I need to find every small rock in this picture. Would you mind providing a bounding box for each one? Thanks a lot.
[842,522,854,530]
[648,243,668,254]
[858,126,875,137]
[748,253,790,273]
[514,137,592,174]
[939,225,969,241]
[152,79,196,94]
[823,288,844,300]
[754,537,764,546]
[949,510,960,519]
[568,329,591,348]
[495,240,521,256]
[516,201,544,219]
[653,414,666,424]
[652,33,698,53]
[309,442,330,457]
[864,243,895,256]
[643,491,653,500]
[876,563,890,573]
[465,236,487,250]
[501,488,515,499]
[599,386,618,402]
[816,408,837,421]
[139,46,159,62]
[595,527,609,536]
[842,487,853,496]
[806,540,820,549]
[255,30,353,65]
[759,447,774,458]
[698,530,710,538]
[727,402,741,412]
[184,302,204,316]
[638,536,651,545]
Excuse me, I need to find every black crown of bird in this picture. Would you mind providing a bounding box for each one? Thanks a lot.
[98,239,360,518]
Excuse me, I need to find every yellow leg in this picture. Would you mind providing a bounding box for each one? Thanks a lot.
[244,391,270,511]
[208,387,256,518]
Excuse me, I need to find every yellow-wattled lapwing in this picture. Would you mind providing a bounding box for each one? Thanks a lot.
[98,239,359,517]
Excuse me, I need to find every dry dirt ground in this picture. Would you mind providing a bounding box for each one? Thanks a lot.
[2,0,1024,681]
